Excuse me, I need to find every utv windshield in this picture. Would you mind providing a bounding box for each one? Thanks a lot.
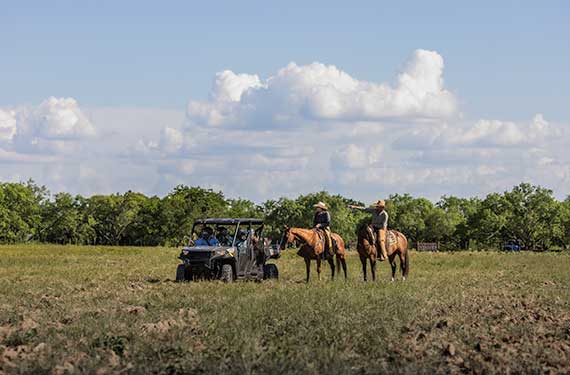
[190,220,264,247]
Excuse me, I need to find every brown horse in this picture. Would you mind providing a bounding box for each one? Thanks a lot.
[280,226,347,282]
[356,224,409,281]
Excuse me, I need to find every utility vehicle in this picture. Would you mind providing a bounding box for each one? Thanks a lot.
[175,218,280,282]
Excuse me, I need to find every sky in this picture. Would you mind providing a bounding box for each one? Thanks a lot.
[1,0,569,202]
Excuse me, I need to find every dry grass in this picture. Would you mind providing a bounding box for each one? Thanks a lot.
[1,245,570,374]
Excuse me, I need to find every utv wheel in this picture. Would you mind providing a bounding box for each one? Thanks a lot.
[176,264,186,282]
[176,264,192,282]
[220,264,234,283]
[263,264,279,280]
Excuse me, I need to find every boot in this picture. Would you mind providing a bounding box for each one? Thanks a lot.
[379,244,387,261]
[377,244,386,261]
[378,229,388,261]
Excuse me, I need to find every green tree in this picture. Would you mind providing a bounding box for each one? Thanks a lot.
[387,194,433,243]
[159,186,227,246]
[437,196,481,249]
[40,192,80,244]
[506,183,560,250]
[0,180,48,243]
[263,191,365,246]
[557,197,570,249]
[225,198,263,218]
[84,192,144,245]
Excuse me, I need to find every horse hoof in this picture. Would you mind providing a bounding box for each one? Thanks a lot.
[391,277,395,282]
[402,277,406,281]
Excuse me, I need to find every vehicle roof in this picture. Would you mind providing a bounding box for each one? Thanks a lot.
[193,218,264,225]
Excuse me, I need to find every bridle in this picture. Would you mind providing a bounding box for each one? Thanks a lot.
[279,227,291,250]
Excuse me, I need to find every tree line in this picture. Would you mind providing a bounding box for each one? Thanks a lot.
[1,180,569,250]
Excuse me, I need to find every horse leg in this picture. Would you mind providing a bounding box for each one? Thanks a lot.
[370,256,376,282]
[389,253,397,282]
[398,251,406,281]
[360,256,367,281]
[304,257,311,283]
[316,258,322,281]
[341,258,347,280]
[328,257,335,281]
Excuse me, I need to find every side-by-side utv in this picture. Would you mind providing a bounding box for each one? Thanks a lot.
[175,218,280,282]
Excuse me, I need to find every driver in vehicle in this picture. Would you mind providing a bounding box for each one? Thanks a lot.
[194,226,220,246]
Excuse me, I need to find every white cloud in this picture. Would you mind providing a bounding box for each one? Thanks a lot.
[212,70,263,102]
[22,97,95,140]
[3,51,570,203]
[395,114,556,150]
[331,144,384,169]
[0,110,17,143]
[186,49,457,129]
[447,116,553,147]
[0,97,96,156]
[159,127,184,153]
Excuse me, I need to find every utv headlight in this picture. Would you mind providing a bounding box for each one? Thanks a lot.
[214,249,227,257]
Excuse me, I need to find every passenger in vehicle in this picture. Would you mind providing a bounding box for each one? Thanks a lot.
[194,226,220,246]
[235,229,249,252]
[216,226,233,246]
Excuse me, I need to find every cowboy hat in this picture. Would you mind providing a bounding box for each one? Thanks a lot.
[374,200,386,207]
[313,201,328,210]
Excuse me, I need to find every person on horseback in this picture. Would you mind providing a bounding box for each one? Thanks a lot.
[313,201,333,259]
[348,200,389,261]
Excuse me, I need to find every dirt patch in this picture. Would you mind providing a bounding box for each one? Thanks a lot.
[124,306,146,315]
[141,308,199,335]
[390,292,570,374]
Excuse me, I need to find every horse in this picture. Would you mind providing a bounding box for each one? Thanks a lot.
[356,224,409,281]
[280,226,347,282]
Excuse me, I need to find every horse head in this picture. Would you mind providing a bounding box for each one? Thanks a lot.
[279,225,294,250]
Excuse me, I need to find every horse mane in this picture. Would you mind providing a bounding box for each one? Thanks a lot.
[289,227,315,243]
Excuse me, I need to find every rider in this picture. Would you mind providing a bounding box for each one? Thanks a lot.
[313,201,333,259]
[348,200,389,261]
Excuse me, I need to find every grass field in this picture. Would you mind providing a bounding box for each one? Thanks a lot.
[1,245,570,375]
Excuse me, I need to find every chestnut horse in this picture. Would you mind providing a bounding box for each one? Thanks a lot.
[280,226,347,282]
[356,224,409,281]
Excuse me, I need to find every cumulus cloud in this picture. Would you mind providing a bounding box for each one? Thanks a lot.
[0,97,96,156]
[331,144,383,169]
[0,110,17,143]
[3,50,570,203]
[159,127,184,153]
[395,114,556,150]
[27,97,96,140]
[186,49,457,129]
[449,114,554,147]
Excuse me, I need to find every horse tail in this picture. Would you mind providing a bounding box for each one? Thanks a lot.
[402,234,410,277]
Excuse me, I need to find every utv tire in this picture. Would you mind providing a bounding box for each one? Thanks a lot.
[263,264,279,280]
[220,264,234,283]
[176,264,192,282]
[176,264,186,282]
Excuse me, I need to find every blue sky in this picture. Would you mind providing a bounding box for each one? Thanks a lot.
[0,1,569,201]
[2,1,569,119]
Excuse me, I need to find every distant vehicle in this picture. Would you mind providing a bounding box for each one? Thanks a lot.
[503,240,525,251]
[176,218,280,282]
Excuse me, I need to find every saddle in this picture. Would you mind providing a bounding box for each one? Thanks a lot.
[366,225,376,243]
[314,228,337,256]
[366,225,397,248]
[387,231,397,247]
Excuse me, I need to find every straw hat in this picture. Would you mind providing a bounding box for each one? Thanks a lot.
[313,201,328,210]
[374,200,386,208]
